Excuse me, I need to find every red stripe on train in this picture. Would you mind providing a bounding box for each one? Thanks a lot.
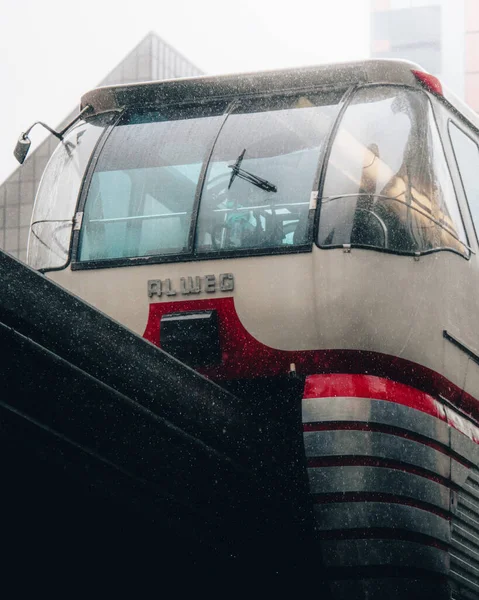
[303,374,479,444]
[144,297,479,422]
[303,374,446,420]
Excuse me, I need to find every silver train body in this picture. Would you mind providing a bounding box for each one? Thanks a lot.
[27,60,479,598]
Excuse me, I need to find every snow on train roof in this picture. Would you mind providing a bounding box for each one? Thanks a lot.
[80,59,479,132]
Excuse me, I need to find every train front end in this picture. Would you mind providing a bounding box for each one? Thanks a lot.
[25,61,479,598]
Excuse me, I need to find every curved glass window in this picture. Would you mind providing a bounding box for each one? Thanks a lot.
[449,122,479,242]
[27,114,113,270]
[77,93,342,263]
[195,92,341,253]
[318,86,469,258]
[78,105,225,262]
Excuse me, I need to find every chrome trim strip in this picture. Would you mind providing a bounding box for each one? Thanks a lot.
[304,430,451,478]
[302,396,449,446]
[302,394,479,597]
[320,539,448,572]
[308,466,450,511]
[314,502,450,543]
[444,329,479,366]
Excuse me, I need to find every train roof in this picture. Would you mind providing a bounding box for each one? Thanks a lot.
[80,59,479,132]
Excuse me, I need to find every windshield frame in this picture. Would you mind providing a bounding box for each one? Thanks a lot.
[69,86,351,270]
[314,83,472,260]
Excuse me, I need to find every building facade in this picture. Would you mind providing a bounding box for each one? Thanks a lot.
[0,33,203,261]
[371,0,479,111]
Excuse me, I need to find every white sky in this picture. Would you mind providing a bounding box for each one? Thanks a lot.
[0,0,370,183]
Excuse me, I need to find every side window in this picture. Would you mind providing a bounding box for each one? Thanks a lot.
[319,86,469,258]
[449,122,479,241]
[27,115,114,270]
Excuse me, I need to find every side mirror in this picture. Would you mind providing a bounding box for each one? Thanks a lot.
[14,135,31,164]
[13,107,91,167]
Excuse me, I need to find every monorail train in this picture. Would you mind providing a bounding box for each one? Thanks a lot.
[20,60,479,598]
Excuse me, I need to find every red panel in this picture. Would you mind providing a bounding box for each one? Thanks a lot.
[144,297,479,423]
[303,373,479,444]
[303,373,446,421]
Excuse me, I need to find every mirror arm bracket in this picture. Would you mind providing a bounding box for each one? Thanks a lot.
[14,105,92,164]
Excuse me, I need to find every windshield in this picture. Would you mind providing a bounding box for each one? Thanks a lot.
[318,85,469,257]
[195,92,341,253]
[78,104,226,261]
[77,91,343,262]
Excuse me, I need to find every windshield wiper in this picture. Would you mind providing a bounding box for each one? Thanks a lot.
[228,149,277,193]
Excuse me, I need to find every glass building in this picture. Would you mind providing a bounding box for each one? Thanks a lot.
[371,1,479,111]
[0,32,203,261]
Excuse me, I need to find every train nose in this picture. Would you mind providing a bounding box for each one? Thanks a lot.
[302,373,460,600]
